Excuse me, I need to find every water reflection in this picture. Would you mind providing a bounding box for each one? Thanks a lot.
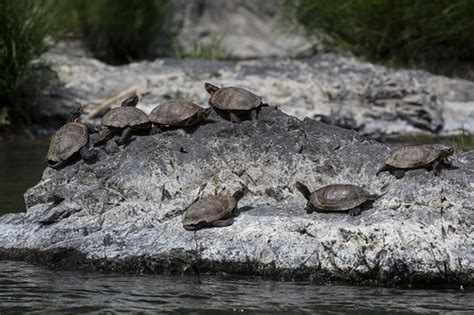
[0,138,49,214]
[0,262,472,314]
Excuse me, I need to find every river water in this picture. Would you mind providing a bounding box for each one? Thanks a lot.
[0,139,473,313]
[0,261,472,314]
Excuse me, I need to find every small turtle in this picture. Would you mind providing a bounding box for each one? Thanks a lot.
[204,82,265,122]
[47,108,97,169]
[295,183,380,216]
[182,189,247,231]
[149,100,211,133]
[94,94,149,146]
[376,144,454,178]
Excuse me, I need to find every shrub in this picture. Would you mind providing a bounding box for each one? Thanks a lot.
[0,0,61,125]
[285,0,474,65]
[72,0,172,65]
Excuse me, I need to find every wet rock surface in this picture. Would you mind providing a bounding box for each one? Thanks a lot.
[27,48,474,139]
[0,108,472,287]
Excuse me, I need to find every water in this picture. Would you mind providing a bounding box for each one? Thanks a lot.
[0,138,49,214]
[0,137,473,313]
[0,261,471,314]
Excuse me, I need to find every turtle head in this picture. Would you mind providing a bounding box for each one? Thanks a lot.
[232,186,249,202]
[440,146,454,157]
[67,107,83,123]
[295,182,311,201]
[204,82,220,96]
[121,94,139,107]
[199,107,213,120]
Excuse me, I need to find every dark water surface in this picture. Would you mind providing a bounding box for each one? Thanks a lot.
[0,138,49,215]
[0,261,472,314]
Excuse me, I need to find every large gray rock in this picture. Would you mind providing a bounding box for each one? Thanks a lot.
[0,108,472,286]
[27,48,474,139]
[171,0,317,60]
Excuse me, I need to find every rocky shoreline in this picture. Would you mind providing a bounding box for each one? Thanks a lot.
[0,108,472,287]
[25,45,474,140]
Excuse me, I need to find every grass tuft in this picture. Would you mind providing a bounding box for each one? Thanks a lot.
[172,37,227,61]
[452,127,474,152]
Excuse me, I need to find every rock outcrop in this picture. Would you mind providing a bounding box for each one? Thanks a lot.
[171,0,316,60]
[27,47,474,139]
[0,108,472,287]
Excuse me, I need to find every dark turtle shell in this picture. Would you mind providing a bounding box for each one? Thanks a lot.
[384,144,452,169]
[210,87,262,111]
[47,122,88,162]
[309,184,370,211]
[149,101,208,126]
[101,107,149,128]
[182,195,236,230]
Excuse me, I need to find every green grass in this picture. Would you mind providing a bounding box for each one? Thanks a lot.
[284,0,474,66]
[172,37,227,60]
[0,0,63,125]
[452,127,474,152]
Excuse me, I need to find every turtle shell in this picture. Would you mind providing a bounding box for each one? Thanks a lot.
[149,101,204,126]
[101,107,149,128]
[182,195,236,229]
[210,87,262,111]
[310,184,369,211]
[385,145,443,169]
[47,122,88,162]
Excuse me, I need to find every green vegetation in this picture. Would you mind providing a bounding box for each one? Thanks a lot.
[284,0,474,66]
[72,0,172,65]
[0,0,62,126]
[452,127,474,151]
[172,37,227,61]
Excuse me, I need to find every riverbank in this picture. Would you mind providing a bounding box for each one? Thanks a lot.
[0,108,472,287]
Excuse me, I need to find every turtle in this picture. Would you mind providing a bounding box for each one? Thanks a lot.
[148,100,211,133]
[182,189,247,231]
[295,182,380,216]
[47,108,97,169]
[204,82,266,122]
[376,144,454,178]
[94,94,149,146]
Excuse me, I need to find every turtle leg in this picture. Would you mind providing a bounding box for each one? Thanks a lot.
[392,169,405,179]
[210,218,234,228]
[431,160,441,176]
[305,202,316,214]
[94,127,114,146]
[116,127,134,145]
[79,145,97,162]
[441,157,452,167]
[375,164,388,176]
[349,207,361,217]
[150,124,163,135]
[229,112,241,123]
[250,109,258,121]
[49,160,67,170]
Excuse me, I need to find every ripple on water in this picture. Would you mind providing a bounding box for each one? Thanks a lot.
[0,262,472,314]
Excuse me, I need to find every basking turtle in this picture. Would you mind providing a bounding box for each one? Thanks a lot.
[376,144,454,178]
[204,82,265,122]
[94,94,149,146]
[182,189,247,231]
[295,183,380,216]
[149,100,211,132]
[47,108,97,169]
